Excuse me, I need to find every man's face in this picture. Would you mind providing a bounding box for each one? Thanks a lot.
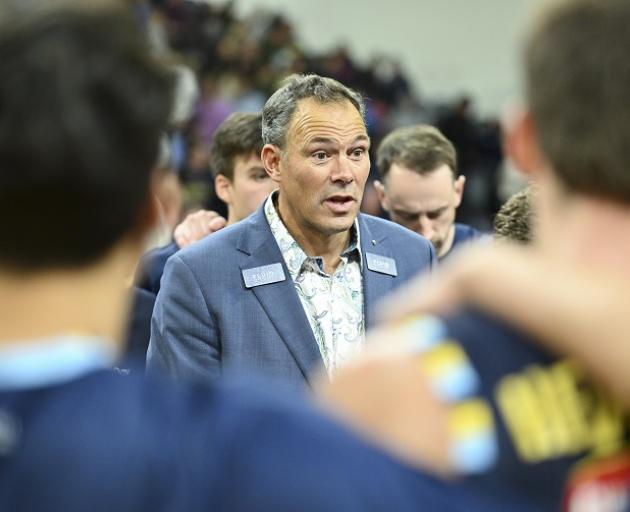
[376,163,464,258]
[229,152,276,221]
[271,98,370,238]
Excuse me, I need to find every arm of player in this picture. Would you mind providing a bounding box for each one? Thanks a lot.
[378,243,630,407]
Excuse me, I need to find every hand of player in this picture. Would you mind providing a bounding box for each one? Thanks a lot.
[173,210,227,248]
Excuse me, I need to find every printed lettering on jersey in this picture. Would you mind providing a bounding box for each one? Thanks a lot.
[495,360,629,465]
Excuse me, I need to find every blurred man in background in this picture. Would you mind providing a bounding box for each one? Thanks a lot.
[492,186,534,243]
[374,125,485,260]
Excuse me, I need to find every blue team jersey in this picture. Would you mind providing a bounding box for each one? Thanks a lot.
[0,369,480,512]
[421,308,630,512]
[441,223,487,261]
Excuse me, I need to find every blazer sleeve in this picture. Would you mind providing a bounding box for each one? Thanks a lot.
[146,253,221,383]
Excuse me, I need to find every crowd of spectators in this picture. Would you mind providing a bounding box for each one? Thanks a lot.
[131,0,503,229]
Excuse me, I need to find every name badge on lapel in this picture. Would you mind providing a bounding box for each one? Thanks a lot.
[365,252,398,277]
[242,263,286,288]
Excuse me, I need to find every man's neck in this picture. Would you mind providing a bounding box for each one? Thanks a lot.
[0,251,133,351]
[438,224,456,258]
[538,193,630,278]
[276,195,351,274]
[226,210,238,226]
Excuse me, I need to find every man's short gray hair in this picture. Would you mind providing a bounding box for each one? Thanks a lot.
[262,73,366,148]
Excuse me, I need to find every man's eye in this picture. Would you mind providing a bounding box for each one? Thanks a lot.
[350,148,365,159]
[427,210,445,220]
[313,151,328,161]
[254,172,269,181]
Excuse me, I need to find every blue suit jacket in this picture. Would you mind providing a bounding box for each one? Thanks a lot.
[147,206,436,387]
[135,241,179,296]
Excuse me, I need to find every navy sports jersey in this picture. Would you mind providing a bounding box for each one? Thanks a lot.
[441,223,487,261]
[0,367,491,512]
[421,308,630,511]
[134,241,179,296]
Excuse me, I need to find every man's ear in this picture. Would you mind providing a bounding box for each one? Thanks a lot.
[143,193,161,235]
[261,144,283,184]
[453,175,466,208]
[373,180,390,212]
[503,108,546,179]
[214,174,233,206]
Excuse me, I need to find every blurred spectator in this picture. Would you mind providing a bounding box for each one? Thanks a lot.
[141,0,505,230]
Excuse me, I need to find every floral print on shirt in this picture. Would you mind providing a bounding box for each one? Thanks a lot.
[264,193,365,377]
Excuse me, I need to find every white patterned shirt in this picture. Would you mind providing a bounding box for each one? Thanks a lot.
[264,193,365,377]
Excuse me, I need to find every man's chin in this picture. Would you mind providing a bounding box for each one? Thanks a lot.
[321,216,356,236]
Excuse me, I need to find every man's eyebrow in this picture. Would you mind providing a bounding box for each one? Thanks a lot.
[352,135,370,145]
[393,208,422,216]
[304,135,370,146]
[305,137,336,146]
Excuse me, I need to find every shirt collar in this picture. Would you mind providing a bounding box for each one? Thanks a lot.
[0,335,115,391]
[264,191,362,277]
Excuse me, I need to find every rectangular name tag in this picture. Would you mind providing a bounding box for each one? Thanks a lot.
[365,252,398,277]
[242,263,286,288]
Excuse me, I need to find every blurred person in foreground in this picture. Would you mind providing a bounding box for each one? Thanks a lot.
[0,3,473,511]
[374,125,486,260]
[148,73,436,387]
[135,112,275,296]
[318,1,630,510]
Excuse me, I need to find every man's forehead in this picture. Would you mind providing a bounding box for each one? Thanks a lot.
[287,98,367,144]
[386,163,455,186]
[232,152,263,172]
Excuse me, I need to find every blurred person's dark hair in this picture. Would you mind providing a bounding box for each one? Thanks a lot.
[209,112,263,181]
[526,0,630,202]
[262,73,365,148]
[0,1,173,271]
[493,187,534,244]
[376,125,458,180]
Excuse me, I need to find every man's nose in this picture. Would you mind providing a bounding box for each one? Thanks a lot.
[330,155,354,184]
[417,217,435,239]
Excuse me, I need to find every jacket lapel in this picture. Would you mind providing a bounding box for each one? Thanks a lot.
[236,208,323,384]
[359,215,399,328]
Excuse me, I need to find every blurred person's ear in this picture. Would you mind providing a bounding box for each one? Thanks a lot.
[503,108,546,180]
[125,189,163,286]
[453,175,466,208]
[373,180,389,212]
[214,174,233,206]
[142,169,181,253]
[261,144,283,184]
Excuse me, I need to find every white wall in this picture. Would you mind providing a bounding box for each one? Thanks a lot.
[233,0,540,117]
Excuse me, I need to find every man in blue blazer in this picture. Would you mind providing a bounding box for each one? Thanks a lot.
[148,74,436,386]
[0,6,483,511]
